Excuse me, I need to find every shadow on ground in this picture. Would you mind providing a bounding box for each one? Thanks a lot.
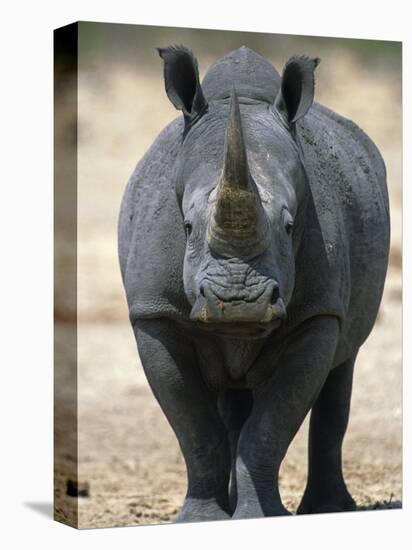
[357,500,402,511]
[24,502,53,519]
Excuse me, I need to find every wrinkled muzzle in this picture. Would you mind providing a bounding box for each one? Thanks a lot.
[207,89,270,260]
[190,279,286,326]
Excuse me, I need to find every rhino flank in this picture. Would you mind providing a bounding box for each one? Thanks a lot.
[118,46,390,522]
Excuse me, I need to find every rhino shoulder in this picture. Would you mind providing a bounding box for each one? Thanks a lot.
[118,117,191,324]
[311,102,387,189]
[295,103,390,357]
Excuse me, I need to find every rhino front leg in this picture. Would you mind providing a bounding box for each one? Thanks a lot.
[233,316,340,519]
[135,319,232,523]
[297,353,357,514]
[217,389,253,512]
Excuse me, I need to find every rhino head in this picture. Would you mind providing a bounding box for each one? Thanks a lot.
[159,46,319,337]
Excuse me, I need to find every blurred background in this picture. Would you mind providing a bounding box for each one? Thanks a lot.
[55,22,402,528]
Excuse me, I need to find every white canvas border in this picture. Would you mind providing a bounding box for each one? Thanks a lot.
[0,1,409,549]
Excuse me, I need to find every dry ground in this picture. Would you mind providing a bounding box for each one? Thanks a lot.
[55,44,402,528]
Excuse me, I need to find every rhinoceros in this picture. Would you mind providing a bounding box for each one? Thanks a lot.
[118,46,390,522]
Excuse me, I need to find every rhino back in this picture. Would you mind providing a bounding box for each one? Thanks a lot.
[293,103,390,361]
[118,118,191,323]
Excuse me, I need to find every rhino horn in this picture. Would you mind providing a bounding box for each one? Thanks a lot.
[207,89,270,259]
[222,88,250,189]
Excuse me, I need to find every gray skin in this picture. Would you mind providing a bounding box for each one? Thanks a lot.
[118,46,390,522]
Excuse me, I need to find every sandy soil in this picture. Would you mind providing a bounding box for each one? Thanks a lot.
[54,41,402,528]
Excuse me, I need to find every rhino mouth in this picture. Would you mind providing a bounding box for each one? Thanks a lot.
[189,280,286,337]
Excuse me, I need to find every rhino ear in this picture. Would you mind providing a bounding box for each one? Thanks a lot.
[274,56,320,126]
[158,45,207,127]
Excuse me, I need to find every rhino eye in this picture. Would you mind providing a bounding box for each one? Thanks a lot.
[285,221,294,235]
[184,221,193,237]
[282,209,294,235]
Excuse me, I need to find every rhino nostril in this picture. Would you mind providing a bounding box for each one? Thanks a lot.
[271,285,280,304]
[199,284,205,298]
